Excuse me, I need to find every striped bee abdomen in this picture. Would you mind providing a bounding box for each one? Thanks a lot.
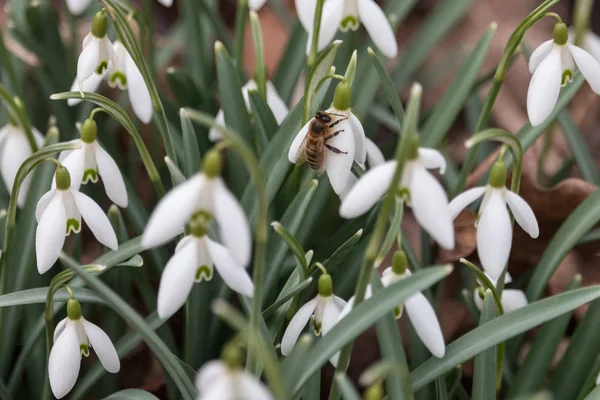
[305,136,324,171]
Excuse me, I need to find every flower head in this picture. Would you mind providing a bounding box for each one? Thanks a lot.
[448,161,539,279]
[473,272,528,313]
[527,22,600,126]
[49,298,119,399]
[36,166,118,273]
[54,119,128,208]
[77,11,114,93]
[296,0,398,58]
[66,0,92,15]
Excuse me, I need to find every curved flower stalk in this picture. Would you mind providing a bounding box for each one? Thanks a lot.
[0,122,44,207]
[66,0,173,15]
[340,137,455,250]
[473,272,528,313]
[36,166,118,274]
[295,0,398,58]
[49,297,119,399]
[209,80,288,141]
[77,11,114,93]
[53,119,128,208]
[157,217,254,319]
[338,251,446,358]
[142,150,251,268]
[68,41,153,124]
[448,160,539,279]
[281,273,346,365]
[527,21,600,126]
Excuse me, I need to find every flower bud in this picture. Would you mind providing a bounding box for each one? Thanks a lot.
[553,22,569,45]
[392,250,407,275]
[202,150,222,178]
[81,119,97,144]
[67,298,82,320]
[332,81,351,111]
[488,160,507,188]
[55,166,71,190]
[91,10,109,38]
[363,383,384,400]
[222,344,242,369]
[318,274,333,297]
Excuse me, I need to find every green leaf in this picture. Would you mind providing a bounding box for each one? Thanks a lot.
[583,386,600,400]
[335,373,361,400]
[102,389,160,400]
[303,40,342,123]
[471,292,497,400]
[368,49,405,125]
[322,229,363,272]
[271,221,307,273]
[0,287,104,308]
[262,277,313,319]
[166,68,202,107]
[165,155,186,185]
[273,23,307,103]
[179,108,202,177]
[557,111,600,185]
[248,89,278,146]
[411,286,600,390]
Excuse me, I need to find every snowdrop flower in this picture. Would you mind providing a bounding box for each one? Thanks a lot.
[157,216,254,319]
[528,21,600,126]
[448,160,539,279]
[296,0,398,58]
[472,271,528,313]
[340,135,455,250]
[54,119,127,208]
[339,251,446,358]
[49,297,119,399]
[0,120,44,207]
[36,166,118,274]
[281,273,346,361]
[196,347,273,400]
[142,151,251,268]
[288,81,366,195]
[77,10,114,93]
[209,80,288,141]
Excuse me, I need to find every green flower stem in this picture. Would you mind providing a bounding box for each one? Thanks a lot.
[249,11,267,98]
[234,0,249,68]
[308,0,326,68]
[328,83,422,400]
[0,84,37,152]
[143,0,155,75]
[574,0,594,46]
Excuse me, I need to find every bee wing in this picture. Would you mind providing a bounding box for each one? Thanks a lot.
[294,134,309,165]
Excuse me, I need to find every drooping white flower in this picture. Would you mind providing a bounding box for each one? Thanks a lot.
[142,151,251,268]
[472,271,528,313]
[296,0,398,58]
[157,230,254,319]
[49,298,119,399]
[340,137,385,198]
[195,359,274,400]
[209,80,288,142]
[54,119,128,208]
[36,166,118,274]
[448,161,539,280]
[0,123,45,207]
[527,22,600,126]
[77,11,114,93]
[340,141,455,250]
[281,274,346,362]
[66,0,92,15]
[249,0,268,11]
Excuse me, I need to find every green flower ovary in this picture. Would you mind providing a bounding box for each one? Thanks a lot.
[195,265,213,282]
[83,169,99,184]
[340,15,359,32]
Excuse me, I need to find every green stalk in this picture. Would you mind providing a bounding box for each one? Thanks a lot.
[249,11,267,98]
[307,0,326,67]
[234,0,249,68]
[573,0,594,46]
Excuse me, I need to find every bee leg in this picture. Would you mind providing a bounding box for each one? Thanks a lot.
[328,117,348,128]
[325,129,344,140]
[325,144,348,155]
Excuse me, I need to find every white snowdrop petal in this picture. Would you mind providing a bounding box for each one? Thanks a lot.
[66,0,91,15]
[1,131,32,204]
[157,239,198,319]
[333,295,347,311]
[94,142,128,208]
[203,379,233,400]
[58,147,86,192]
[584,31,600,62]
[157,0,173,6]
[339,160,397,218]
[125,53,153,124]
[248,0,268,11]
[281,298,318,355]
[528,40,554,73]
[142,174,205,248]
[501,289,528,313]
[349,113,367,165]
[195,361,227,392]
[206,239,254,297]
[405,292,445,358]
[408,164,455,250]
[357,0,398,58]
[448,186,486,220]
[295,0,317,31]
[209,110,226,142]
[473,290,483,311]
[77,39,101,90]
[504,190,539,238]
[305,0,344,54]
[83,320,120,372]
[72,191,118,250]
[288,120,312,163]
[418,148,447,174]
[36,190,56,222]
[48,324,81,399]
[36,195,67,274]
[324,119,355,195]
[365,137,385,167]
[568,44,600,94]
[266,81,289,124]
[54,318,68,342]
[321,300,341,336]
[212,179,252,266]
[477,190,512,280]
[240,372,275,400]
[527,47,562,127]
[67,73,104,106]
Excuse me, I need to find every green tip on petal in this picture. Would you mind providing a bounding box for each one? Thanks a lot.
[553,22,569,45]
[332,81,351,111]
[392,250,407,275]
[202,150,222,178]
[91,10,109,38]
[488,159,507,188]
[67,298,82,320]
[81,119,97,144]
[55,166,71,190]
[318,274,333,297]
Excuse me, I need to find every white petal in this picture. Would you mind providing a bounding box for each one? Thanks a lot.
[157,239,198,319]
[203,378,233,400]
[266,81,289,124]
[94,142,128,207]
[248,0,268,11]
[418,148,446,174]
[321,299,341,336]
[206,239,254,297]
[83,320,120,372]
[1,130,32,207]
[324,119,355,195]
[240,372,275,400]
[477,189,512,280]
[48,323,81,399]
[333,295,347,310]
[365,137,385,167]
[77,38,100,91]
[72,191,118,250]
[288,120,311,163]
[125,53,153,124]
[501,289,528,313]
[36,190,56,222]
[295,0,317,31]
[339,160,397,218]
[212,178,251,266]
[357,0,398,58]
[527,47,562,126]
[157,0,173,6]
[504,190,539,239]
[66,0,91,15]
[583,31,600,62]
[54,318,68,342]
[348,113,367,165]
[405,292,445,358]
[408,164,454,250]
[448,186,486,220]
[67,73,104,106]
[36,195,67,274]
[568,44,600,94]
[195,361,227,392]
[142,174,205,248]
[208,110,226,142]
[529,39,554,73]
[58,147,86,192]
[281,297,318,355]
[305,0,344,53]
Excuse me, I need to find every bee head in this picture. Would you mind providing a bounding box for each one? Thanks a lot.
[314,111,332,123]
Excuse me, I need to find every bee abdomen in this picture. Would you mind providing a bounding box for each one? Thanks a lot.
[305,142,323,170]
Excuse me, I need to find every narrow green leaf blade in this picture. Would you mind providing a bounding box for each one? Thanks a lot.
[0,287,104,308]
[471,292,497,400]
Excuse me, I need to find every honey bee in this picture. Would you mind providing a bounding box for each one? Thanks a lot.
[295,110,348,175]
